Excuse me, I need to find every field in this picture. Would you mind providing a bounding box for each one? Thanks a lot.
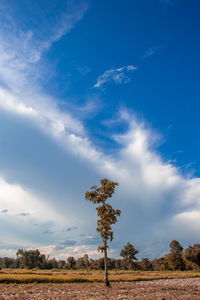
[0,269,200,283]
[0,270,200,299]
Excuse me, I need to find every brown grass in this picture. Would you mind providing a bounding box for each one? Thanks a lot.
[0,269,200,284]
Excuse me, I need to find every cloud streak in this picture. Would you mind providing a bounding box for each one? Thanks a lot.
[0,0,88,65]
[93,65,137,88]
[142,47,155,59]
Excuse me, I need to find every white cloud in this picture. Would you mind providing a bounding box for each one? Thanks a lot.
[0,87,84,138]
[0,1,93,166]
[45,244,101,260]
[0,1,200,260]
[0,0,88,65]
[93,65,137,88]
[0,176,64,223]
[1,100,200,258]
[0,174,86,254]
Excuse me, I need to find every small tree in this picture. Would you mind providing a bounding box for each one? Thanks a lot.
[140,258,153,271]
[85,178,121,286]
[120,242,139,269]
[170,240,183,253]
[66,256,76,269]
[76,254,90,269]
[164,240,185,271]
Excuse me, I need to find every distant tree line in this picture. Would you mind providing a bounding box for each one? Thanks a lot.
[0,240,200,271]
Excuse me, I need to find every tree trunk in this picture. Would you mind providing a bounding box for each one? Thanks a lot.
[104,241,110,286]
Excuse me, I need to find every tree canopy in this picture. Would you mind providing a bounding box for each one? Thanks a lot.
[120,242,139,261]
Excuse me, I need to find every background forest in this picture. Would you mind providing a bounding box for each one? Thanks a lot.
[0,241,200,272]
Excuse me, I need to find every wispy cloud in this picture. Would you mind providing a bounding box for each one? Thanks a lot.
[141,46,161,59]
[17,212,30,217]
[142,47,155,59]
[0,0,88,65]
[93,65,137,88]
[64,226,78,232]
[43,229,54,235]
[56,240,77,250]
[0,1,87,148]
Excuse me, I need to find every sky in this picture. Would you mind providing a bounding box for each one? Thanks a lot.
[0,0,200,260]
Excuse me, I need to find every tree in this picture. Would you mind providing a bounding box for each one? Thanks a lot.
[85,178,121,286]
[164,240,185,271]
[185,244,200,267]
[16,249,47,269]
[120,242,139,260]
[58,260,66,269]
[140,258,153,271]
[76,254,90,269]
[66,256,76,269]
[165,252,185,270]
[170,240,183,253]
[1,257,16,268]
[120,242,139,269]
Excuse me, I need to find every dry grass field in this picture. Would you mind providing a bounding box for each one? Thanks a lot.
[0,270,200,299]
[0,269,200,283]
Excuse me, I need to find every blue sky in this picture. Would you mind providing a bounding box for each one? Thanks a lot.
[0,0,200,260]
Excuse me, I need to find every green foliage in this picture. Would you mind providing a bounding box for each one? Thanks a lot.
[58,260,66,269]
[165,252,185,271]
[46,258,58,269]
[16,249,47,269]
[120,243,139,270]
[120,258,139,270]
[185,244,200,267]
[162,240,185,271]
[0,257,18,269]
[76,254,90,270]
[140,258,153,271]
[2,240,200,273]
[120,242,139,261]
[159,257,170,271]
[170,240,183,253]
[67,257,76,269]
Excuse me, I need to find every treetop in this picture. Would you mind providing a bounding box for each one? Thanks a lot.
[85,178,119,204]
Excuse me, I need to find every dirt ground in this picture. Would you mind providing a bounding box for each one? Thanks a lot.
[0,278,200,299]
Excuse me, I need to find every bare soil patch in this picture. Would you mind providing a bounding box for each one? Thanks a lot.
[0,278,200,299]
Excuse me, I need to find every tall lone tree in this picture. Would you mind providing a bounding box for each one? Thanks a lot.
[85,178,121,286]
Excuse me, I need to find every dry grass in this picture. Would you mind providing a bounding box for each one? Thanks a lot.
[0,269,200,284]
[0,271,200,299]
